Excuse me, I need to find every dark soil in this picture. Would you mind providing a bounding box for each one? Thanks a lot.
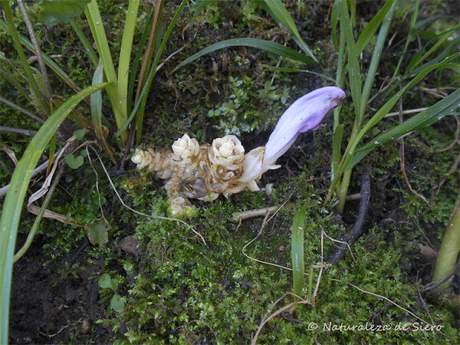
[10,235,113,345]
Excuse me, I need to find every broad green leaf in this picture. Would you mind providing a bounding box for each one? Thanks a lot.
[65,153,84,169]
[292,206,307,298]
[99,273,119,291]
[37,0,91,26]
[86,217,110,247]
[345,88,460,171]
[174,38,314,72]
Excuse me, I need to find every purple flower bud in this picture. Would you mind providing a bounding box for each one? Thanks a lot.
[240,86,345,184]
[265,86,345,165]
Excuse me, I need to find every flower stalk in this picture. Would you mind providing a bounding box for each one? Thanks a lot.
[132,87,345,215]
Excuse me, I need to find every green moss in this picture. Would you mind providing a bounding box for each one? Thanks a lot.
[86,168,456,344]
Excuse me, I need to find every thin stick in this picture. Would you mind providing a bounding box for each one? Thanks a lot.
[419,260,460,293]
[233,205,279,222]
[0,126,38,136]
[0,158,55,198]
[385,107,428,117]
[398,100,430,205]
[337,280,443,333]
[241,210,292,271]
[17,0,52,98]
[0,95,45,124]
[329,168,371,265]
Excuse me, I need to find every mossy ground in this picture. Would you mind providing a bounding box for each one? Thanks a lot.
[1,1,459,344]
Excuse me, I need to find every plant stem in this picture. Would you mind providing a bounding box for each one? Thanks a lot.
[432,194,460,292]
[337,168,352,214]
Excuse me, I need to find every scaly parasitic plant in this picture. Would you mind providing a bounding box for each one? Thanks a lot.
[132,87,346,215]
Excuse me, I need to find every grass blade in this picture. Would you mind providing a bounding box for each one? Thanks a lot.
[174,38,314,72]
[117,0,140,128]
[332,124,344,180]
[354,0,396,55]
[69,18,98,67]
[261,65,335,82]
[132,0,187,145]
[262,0,317,62]
[0,19,83,96]
[0,82,108,343]
[359,0,396,121]
[339,0,361,113]
[345,88,460,171]
[135,0,164,103]
[292,206,307,298]
[84,0,127,143]
[92,61,117,164]
[127,8,156,114]
[1,0,49,117]
[353,52,460,149]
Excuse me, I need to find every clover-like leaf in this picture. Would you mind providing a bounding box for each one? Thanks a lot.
[98,273,114,290]
[65,153,84,169]
[110,294,125,312]
[86,217,110,247]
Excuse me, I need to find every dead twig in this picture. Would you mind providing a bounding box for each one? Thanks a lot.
[434,115,460,195]
[0,126,38,136]
[232,205,279,223]
[329,168,371,265]
[419,259,460,294]
[398,99,430,206]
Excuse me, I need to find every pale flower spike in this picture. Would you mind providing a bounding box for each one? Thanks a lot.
[132,86,345,216]
[240,86,346,183]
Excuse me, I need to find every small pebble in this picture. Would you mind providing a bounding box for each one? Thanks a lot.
[81,318,91,334]
[120,236,141,255]
[95,328,107,337]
